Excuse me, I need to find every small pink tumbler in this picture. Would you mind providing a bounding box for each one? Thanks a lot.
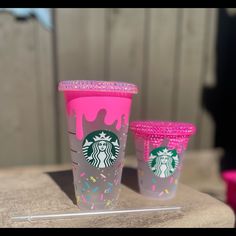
[222,170,236,212]
[59,80,138,210]
[130,121,196,200]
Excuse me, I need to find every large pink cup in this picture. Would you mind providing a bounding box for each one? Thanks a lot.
[130,121,196,200]
[59,80,138,210]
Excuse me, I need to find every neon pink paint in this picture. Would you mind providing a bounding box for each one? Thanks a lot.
[67,96,131,140]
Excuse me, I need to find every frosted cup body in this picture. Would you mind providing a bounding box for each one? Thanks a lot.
[134,136,190,200]
[130,121,196,200]
[59,81,137,210]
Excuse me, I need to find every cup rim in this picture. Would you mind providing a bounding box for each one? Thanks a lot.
[58,80,138,94]
[130,120,196,138]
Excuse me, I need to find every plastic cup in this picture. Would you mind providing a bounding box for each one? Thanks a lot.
[221,170,236,212]
[130,121,196,200]
[58,80,138,210]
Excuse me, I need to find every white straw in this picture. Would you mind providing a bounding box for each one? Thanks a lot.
[11,206,181,222]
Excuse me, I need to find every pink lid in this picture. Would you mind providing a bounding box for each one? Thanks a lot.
[58,80,138,94]
[222,170,236,183]
[130,120,196,138]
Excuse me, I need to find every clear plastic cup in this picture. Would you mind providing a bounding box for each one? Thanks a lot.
[130,121,196,200]
[58,80,138,210]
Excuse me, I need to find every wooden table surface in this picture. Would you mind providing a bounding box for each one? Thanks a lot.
[0,154,235,228]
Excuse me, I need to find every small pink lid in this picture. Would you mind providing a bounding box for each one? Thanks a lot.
[130,120,196,138]
[58,80,138,94]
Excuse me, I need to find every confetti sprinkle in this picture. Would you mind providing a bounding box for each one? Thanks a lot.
[151,178,156,183]
[152,185,156,191]
[91,203,94,210]
[106,200,111,206]
[86,195,91,201]
[164,189,169,194]
[92,187,99,193]
[90,176,96,183]
[159,191,164,196]
[84,181,90,189]
[81,195,86,203]
[100,173,106,178]
[80,172,85,177]
[107,182,113,187]
[169,177,174,184]
[100,193,104,200]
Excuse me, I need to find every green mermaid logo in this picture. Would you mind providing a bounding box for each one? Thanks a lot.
[148,147,179,178]
[82,130,120,168]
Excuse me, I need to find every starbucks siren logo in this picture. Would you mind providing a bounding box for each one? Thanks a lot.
[82,130,120,168]
[148,147,179,178]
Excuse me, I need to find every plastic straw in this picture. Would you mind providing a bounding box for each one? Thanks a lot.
[11,206,181,222]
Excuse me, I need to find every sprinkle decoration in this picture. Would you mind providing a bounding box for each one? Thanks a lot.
[152,185,156,191]
[100,173,106,179]
[86,195,91,201]
[169,177,174,184]
[159,191,164,197]
[84,181,90,189]
[164,189,169,194]
[81,195,86,203]
[106,200,111,206]
[91,203,95,210]
[90,176,96,183]
[92,187,99,193]
[151,178,156,183]
[100,194,104,200]
[80,172,85,177]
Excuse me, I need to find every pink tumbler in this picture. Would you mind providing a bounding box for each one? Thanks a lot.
[130,121,196,200]
[222,170,236,212]
[59,80,138,210]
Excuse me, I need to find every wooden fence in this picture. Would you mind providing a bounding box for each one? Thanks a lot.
[0,8,217,166]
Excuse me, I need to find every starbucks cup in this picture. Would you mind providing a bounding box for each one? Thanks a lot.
[59,80,138,210]
[130,121,196,200]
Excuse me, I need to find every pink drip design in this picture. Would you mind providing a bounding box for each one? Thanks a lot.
[67,96,131,140]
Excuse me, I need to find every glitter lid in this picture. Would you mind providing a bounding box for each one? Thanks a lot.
[130,121,196,138]
[58,80,138,94]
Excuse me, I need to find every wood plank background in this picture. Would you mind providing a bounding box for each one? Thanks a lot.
[0,8,218,166]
